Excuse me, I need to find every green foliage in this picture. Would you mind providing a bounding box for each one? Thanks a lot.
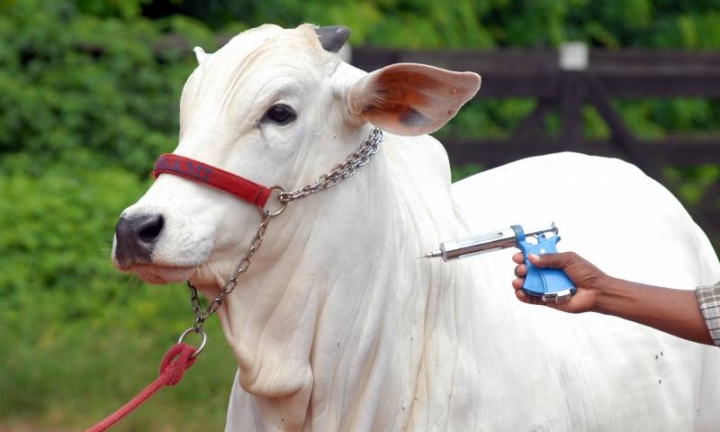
[0,0,215,176]
[158,0,720,50]
[3,0,720,178]
[75,0,152,19]
[0,163,235,430]
[451,163,485,183]
[665,164,720,204]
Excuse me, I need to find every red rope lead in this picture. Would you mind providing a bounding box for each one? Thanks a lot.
[86,343,198,432]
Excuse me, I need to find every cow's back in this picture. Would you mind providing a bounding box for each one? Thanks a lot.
[450,152,720,430]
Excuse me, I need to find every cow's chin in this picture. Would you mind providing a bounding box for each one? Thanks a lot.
[128,264,197,285]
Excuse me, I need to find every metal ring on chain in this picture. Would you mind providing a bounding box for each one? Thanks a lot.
[260,185,289,217]
[178,327,208,358]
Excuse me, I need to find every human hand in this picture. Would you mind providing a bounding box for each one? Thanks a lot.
[511,251,610,313]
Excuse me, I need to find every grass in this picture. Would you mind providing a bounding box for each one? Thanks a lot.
[0,163,237,431]
[0,281,237,431]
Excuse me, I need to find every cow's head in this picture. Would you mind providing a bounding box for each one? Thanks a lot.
[112,24,480,288]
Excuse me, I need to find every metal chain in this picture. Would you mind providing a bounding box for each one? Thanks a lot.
[183,127,383,352]
[187,211,271,332]
[278,127,383,203]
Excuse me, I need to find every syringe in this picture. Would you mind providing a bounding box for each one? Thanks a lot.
[423,222,576,303]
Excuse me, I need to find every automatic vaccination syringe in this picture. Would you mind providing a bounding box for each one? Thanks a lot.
[423,223,576,303]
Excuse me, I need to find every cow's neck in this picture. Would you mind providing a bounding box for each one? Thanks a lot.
[213,130,480,431]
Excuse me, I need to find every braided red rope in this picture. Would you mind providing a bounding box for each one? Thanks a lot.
[86,343,198,432]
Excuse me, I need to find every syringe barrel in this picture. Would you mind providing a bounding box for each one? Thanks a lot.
[440,227,519,261]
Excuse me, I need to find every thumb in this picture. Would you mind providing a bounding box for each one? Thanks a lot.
[528,252,575,269]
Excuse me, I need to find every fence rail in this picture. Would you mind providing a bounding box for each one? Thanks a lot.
[352,46,720,249]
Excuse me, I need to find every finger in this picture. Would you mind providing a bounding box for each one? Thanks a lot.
[528,252,575,269]
[516,290,548,306]
[514,264,528,278]
[514,288,531,303]
[511,252,524,264]
[512,277,524,290]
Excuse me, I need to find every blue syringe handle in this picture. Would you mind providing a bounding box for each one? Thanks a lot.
[511,225,576,301]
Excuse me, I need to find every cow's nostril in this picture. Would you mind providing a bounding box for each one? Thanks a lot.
[138,215,164,243]
[114,214,165,267]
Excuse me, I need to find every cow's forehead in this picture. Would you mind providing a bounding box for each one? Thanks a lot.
[214,24,323,68]
[183,24,331,107]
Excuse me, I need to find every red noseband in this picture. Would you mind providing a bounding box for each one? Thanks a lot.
[153,154,273,208]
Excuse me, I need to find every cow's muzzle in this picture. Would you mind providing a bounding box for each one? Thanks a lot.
[114,214,164,268]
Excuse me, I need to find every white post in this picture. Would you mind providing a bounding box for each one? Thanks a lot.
[559,42,589,71]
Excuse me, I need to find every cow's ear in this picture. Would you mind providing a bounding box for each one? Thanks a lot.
[194,47,209,64]
[347,63,481,136]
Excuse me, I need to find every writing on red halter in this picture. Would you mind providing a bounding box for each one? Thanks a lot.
[153,154,273,208]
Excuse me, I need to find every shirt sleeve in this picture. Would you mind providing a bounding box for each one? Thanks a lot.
[695,281,720,347]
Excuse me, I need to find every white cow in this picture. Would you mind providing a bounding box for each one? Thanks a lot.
[113,24,720,431]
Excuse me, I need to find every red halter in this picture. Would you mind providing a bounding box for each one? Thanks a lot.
[153,154,273,208]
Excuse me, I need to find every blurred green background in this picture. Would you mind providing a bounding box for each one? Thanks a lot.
[2,0,720,430]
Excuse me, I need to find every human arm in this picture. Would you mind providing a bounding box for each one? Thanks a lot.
[512,251,714,346]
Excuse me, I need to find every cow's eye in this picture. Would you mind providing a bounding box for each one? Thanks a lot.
[263,104,296,125]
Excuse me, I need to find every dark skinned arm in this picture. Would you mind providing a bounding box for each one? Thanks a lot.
[512,251,714,346]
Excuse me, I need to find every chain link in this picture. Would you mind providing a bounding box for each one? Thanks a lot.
[278,127,383,203]
[185,127,383,335]
[188,212,270,331]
